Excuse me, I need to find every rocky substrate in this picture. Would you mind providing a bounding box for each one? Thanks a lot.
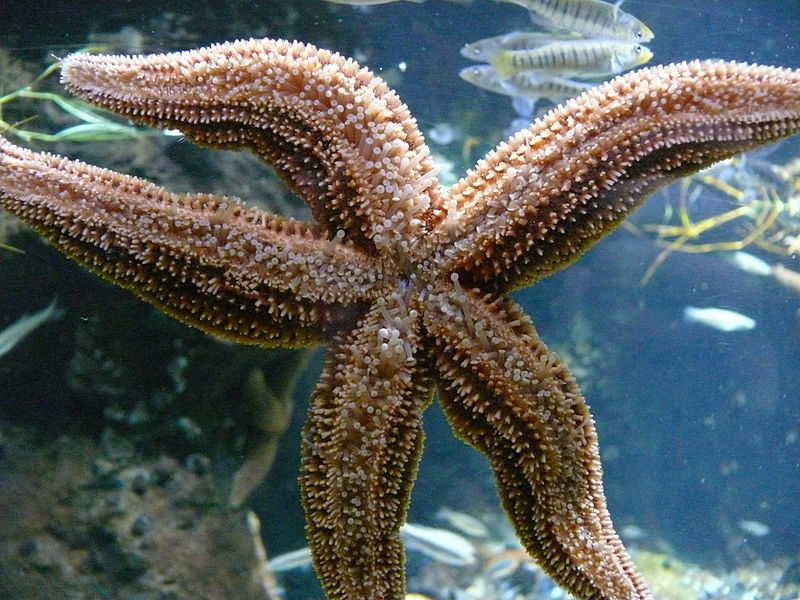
[0,424,279,600]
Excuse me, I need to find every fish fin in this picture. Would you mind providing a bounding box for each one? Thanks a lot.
[511,95,535,117]
[489,51,514,78]
[42,297,65,322]
[525,10,568,33]
[611,0,625,20]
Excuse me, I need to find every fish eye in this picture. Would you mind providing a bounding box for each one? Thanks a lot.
[463,67,481,79]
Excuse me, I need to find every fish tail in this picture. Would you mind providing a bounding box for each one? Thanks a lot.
[41,297,65,322]
[48,300,65,322]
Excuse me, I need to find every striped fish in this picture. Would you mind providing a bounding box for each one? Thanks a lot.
[459,64,593,101]
[460,30,579,63]
[495,0,654,42]
[490,38,651,78]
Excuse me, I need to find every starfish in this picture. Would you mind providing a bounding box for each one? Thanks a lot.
[1,38,798,600]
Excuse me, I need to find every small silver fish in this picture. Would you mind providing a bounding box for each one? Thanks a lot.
[267,547,313,572]
[0,297,63,358]
[619,524,647,541]
[459,64,592,103]
[322,0,423,4]
[399,522,477,566]
[435,506,490,538]
[737,519,770,537]
[683,306,756,332]
[495,0,654,42]
[722,251,772,277]
[427,122,461,146]
[490,38,652,78]
[460,30,579,63]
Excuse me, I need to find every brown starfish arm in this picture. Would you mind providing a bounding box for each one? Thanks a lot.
[423,285,651,600]
[300,294,432,600]
[60,38,440,253]
[433,60,800,291]
[0,135,382,346]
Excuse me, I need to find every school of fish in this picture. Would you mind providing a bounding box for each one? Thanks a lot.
[320,0,653,122]
[460,0,654,115]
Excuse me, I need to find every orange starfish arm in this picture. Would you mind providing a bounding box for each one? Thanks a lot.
[60,39,441,254]
[423,286,650,600]
[0,136,382,346]
[300,294,433,599]
[435,61,800,291]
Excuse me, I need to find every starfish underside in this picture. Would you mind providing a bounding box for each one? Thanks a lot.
[1,38,799,600]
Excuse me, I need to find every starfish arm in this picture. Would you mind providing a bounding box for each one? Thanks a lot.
[432,60,800,291]
[423,284,651,600]
[0,136,384,346]
[300,293,433,600]
[60,38,440,254]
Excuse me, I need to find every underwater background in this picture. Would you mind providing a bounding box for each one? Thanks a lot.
[0,1,798,599]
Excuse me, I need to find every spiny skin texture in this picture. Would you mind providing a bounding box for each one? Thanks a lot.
[2,38,799,600]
